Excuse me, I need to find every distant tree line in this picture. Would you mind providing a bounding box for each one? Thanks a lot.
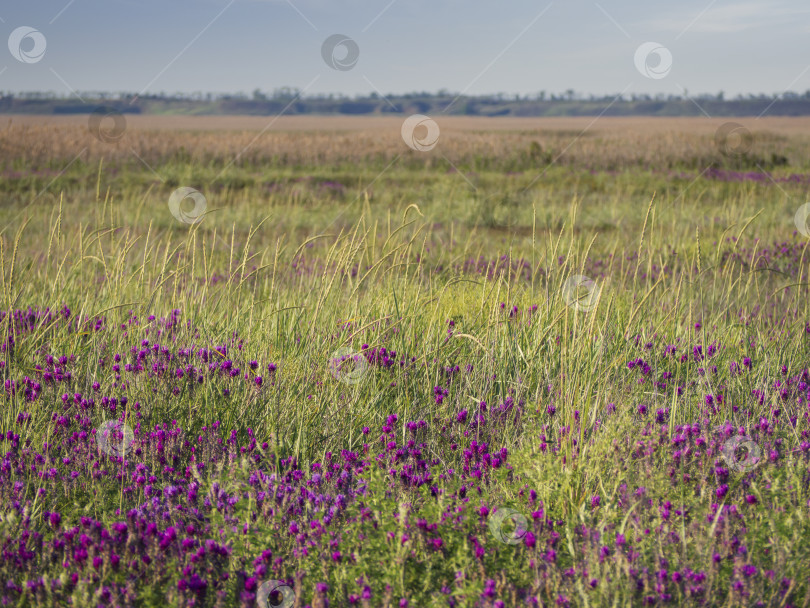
[2,89,810,116]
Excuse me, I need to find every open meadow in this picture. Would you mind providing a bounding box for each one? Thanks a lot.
[1,114,810,607]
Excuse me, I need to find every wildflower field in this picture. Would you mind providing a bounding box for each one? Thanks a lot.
[1,115,810,607]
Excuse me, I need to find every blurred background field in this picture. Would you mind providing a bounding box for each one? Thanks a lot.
[2,114,809,241]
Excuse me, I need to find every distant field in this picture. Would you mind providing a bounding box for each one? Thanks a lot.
[0,115,809,607]
[5,114,810,134]
[4,115,810,163]
[1,114,807,246]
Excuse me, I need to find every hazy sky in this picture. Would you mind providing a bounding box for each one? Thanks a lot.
[1,0,809,98]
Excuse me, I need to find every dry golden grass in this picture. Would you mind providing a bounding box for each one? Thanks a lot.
[6,114,810,133]
[1,114,808,172]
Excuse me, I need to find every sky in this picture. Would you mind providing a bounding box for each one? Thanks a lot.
[1,0,809,99]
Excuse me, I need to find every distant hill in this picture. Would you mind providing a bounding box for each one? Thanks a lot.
[2,91,810,117]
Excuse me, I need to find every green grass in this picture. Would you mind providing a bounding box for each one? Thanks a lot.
[1,128,809,607]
